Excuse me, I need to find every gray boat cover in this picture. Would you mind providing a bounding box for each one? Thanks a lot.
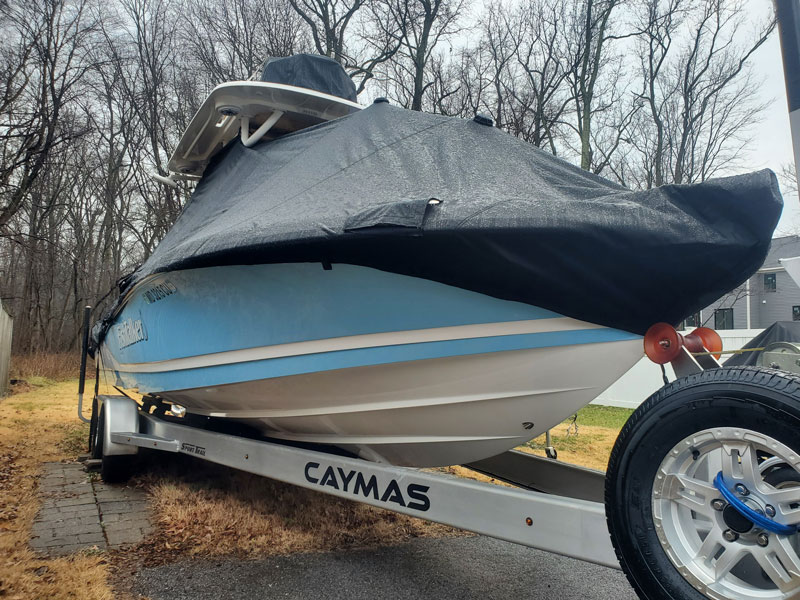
[260,54,357,102]
[99,101,783,341]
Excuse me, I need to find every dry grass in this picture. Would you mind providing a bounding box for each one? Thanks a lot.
[433,465,515,487]
[0,380,112,600]
[0,376,460,597]
[134,454,461,559]
[520,408,632,471]
[520,424,620,471]
[9,352,92,385]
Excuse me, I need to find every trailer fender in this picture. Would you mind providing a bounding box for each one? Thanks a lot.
[100,395,139,456]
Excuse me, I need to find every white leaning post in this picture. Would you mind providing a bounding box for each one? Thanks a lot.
[109,408,619,569]
[240,111,284,148]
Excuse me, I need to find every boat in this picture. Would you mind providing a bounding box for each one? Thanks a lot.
[99,263,644,466]
[95,54,783,468]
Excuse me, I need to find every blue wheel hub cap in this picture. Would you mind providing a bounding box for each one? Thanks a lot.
[713,471,798,536]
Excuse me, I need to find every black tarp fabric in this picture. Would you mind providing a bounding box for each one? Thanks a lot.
[723,322,800,366]
[97,101,783,342]
[260,54,357,102]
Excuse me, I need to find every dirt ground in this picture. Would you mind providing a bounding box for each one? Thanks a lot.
[0,377,629,599]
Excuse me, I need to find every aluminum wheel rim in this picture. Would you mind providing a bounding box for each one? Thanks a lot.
[652,427,800,599]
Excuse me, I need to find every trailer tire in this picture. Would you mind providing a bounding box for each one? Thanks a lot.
[96,406,135,483]
[100,453,134,484]
[606,367,800,600]
[89,396,100,459]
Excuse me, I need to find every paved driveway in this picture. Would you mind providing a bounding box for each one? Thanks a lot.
[133,536,638,600]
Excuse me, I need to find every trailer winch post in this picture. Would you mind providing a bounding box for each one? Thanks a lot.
[77,305,92,423]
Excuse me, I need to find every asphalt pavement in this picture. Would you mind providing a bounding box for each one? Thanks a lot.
[132,535,638,600]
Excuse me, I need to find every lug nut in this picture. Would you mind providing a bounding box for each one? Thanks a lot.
[765,505,776,518]
[723,529,739,543]
[734,483,750,496]
[757,533,769,547]
[711,499,726,512]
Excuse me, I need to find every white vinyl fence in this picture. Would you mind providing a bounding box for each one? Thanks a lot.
[0,301,11,397]
[593,329,764,409]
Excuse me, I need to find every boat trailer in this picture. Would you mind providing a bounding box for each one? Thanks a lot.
[96,397,618,567]
[81,309,800,599]
[85,341,719,570]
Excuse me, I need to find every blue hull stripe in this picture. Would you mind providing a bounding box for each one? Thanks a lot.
[113,327,641,393]
[105,264,566,364]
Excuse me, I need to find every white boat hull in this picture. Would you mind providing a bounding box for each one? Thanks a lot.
[155,339,642,466]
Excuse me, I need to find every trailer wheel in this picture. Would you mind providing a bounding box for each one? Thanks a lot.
[606,367,800,600]
[95,406,135,483]
[100,453,134,484]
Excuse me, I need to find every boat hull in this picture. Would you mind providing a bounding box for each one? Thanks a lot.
[99,263,643,466]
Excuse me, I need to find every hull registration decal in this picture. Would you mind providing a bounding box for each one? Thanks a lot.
[143,280,177,304]
[115,318,147,349]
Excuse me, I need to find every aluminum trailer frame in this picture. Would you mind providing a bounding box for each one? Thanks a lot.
[100,395,619,569]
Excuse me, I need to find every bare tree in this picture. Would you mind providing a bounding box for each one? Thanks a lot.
[109,0,187,251]
[375,0,467,111]
[781,162,797,198]
[289,0,364,63]
[181,0,309,84]
[628,0,686,187]
[563,0,625,170]
[666,0,774,184]
[475,4,517,128]
[508,0,572,151]
[0,0,98,231]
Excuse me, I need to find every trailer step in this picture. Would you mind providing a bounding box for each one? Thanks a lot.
[110,431,180,453]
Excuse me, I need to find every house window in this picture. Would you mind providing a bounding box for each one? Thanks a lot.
[793,306,800,322]
[715,308,734,330]
[764,273,776,292]
[682,312,701,329]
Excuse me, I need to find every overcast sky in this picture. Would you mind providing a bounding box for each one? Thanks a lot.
[746,1,797,236]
